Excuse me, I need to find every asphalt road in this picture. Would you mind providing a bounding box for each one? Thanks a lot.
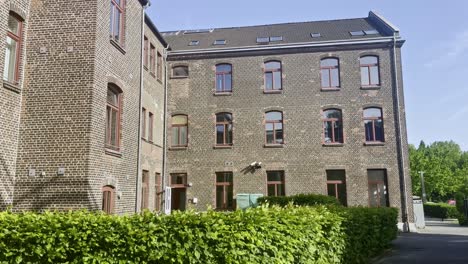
[376,219,468,264]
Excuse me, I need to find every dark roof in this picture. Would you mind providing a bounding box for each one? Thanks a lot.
[145,14,168,47]
[161,11,399,51]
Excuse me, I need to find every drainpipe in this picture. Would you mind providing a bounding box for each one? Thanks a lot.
[161,44,169,212]
[392,33,410,232]
[136,2,150,213]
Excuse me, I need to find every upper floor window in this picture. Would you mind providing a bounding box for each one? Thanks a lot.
[106,85,122,151]
[141,107,146,139]
[148,112,154,142]
[264,61,282,91]
[216,113,233,146]
[171,115,188,147]
[364,107,384,142]
[323,109,343,144]
[172,66,188,78]
[320,58,340,89]
[265,111,283,145]
[102,186,115,214]
[143,36,148,69]
[4,13,23,84]
[110,0,125,45]
[360,56,380,86]
[267,171,285,197]
[149,44,156,75]
[157,52,163,80]
[215,64,232,93]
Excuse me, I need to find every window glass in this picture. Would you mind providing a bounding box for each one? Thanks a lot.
[265,61,281,70]
[266,111,282,121]
[173,66,189,77]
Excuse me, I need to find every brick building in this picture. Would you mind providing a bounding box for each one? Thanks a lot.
[0,1,412,227]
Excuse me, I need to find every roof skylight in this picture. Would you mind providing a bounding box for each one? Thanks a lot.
[364,29,379,35]
[311,33,321,38]
[256,37,269,43]
[183,29,212,35]
[213,39,226,45]
[189,40,199,46]
[269,36,283,42]
[350,31,365,36]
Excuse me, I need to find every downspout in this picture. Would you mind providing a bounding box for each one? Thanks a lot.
[136,2,150,213]
[392,33,410,232]
[161,44,169,212]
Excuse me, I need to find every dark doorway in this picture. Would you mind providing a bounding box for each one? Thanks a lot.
[171,187,186,211]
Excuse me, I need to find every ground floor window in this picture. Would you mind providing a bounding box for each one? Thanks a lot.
[267,171,285,196]
[171,173,187,211]
[141,170,149,210]
[216,172,234,210]
[368,169,389,207]
[326,170,347,206]
[102,186,115,214]
[155,172,162,211]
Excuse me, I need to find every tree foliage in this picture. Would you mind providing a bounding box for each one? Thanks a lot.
[410,140,468,201]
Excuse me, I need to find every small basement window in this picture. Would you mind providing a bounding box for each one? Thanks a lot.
[350,31,365,36]
[189,40,199,46]
[214,39,226,45]
[269,36,283,42]
[311,33,321,38]
[172,66,189,78]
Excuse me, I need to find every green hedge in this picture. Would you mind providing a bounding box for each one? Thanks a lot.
[257,193,341,207]
[455,193,468,226]
[423,203,459,220]
[0,207,345,263]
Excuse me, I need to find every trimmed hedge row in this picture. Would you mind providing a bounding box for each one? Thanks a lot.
[0,205,398,263]
[0,207,344,263]
[455,194,468,226]
[423,203,459,220]
[257,193,341,207]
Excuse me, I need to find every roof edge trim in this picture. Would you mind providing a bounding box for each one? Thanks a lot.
[145,14,168,47]
[369,10,400,33]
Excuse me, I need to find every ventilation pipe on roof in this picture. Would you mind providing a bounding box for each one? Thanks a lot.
[392,33,410,232]
[136,1,151,213]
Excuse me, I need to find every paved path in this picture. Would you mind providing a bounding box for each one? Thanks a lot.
[376,219,468,264]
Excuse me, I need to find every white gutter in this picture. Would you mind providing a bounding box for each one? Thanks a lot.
[136,2,150,213]
[161,44,170,212]
[167,36,400,56]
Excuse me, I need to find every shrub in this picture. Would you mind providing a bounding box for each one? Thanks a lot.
[257,193,341,207]
[0,206,345,263]
[455,193,468,226]
[423,203,459,220]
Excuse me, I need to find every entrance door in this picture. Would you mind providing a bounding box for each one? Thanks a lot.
[171,188,186,211]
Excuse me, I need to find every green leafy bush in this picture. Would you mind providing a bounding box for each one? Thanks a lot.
[257,193,341,207]
[455,193,468,226]
[0,206,345,263]
[423,202,459,220]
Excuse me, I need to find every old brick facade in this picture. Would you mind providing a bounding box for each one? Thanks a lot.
[0,1,412,225]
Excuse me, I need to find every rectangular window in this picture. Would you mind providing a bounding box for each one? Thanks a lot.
[155,172,161,211]
[106,86,121,151]
[110,0,125,45]
[148,112,154,142]
[143,36,148,69]
[149,44,156,75]
[141,170,149,210]
[368,169,389,207]
[171,115,188,147]
[216,172,234,210]
[216,113,233,146]
[326,170,347,206]
[142,108,146,139]
[4,14,22,84]
[267,171,285,196]
[157,52,163,80]
[171,173,187,187]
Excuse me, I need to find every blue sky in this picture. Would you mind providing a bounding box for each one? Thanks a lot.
[147,0,468,150]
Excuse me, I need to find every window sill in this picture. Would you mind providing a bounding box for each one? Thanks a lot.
[364,142,385,146]
[169,146,188,151]
[214,92,233,96]
[110,39,126,55]
[105,148,122,158]
[361,85,381,90]
[322,143,344,147]
[263,90,283,94]
[171,76,188,79]
[3,81,21,93]
[213,145,233,149]
[264,144,284,148]
[321,88,341,92]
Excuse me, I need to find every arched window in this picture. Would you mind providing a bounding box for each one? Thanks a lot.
[106,84,122,151]
[320,58,340,89]
[265,111,283,144]
[360,56,380,86]
[363,107,384,142]
[171,115,188,147]
[172,66,189,77]
[322,109,343,144]
[110,0,125,45]
[264,61,282,91]
[215,64,232,93]
[216,113,233,146]
[102,186,115,214]
[4,13,23,84]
